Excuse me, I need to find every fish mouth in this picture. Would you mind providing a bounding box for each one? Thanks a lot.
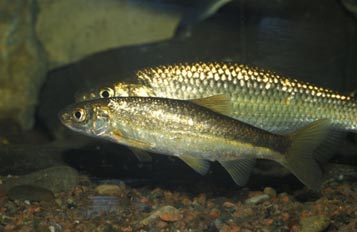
[58,110,71,126]
[74,90,97,102]
[58,110,84,133]
[74,91,87,102]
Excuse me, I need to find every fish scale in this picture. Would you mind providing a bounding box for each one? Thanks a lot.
[134,62,357,133]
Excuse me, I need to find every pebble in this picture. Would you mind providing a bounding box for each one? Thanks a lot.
[245,194,270,205]
[66,198,76,209]
[159,212,182,222]
[263,187,277,198]
[351,183,357,192]
[300,215,330,232]
[55,198,62,207]
[49,223,63,232]
[213,219,223,228]
[209,208,221,219]
[141,205,181,225]
[223,201,236,208]
[88,196,120,215]
[2,201,17,214]
[0,186,6,197]
[48,226,55,232]
[134,201,152,212]
[95,184,123,196]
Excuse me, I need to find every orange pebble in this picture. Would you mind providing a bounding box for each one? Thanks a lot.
[223,201,235,208]
[159,213,183,222]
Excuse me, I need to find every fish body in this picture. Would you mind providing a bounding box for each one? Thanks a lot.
[75,62,357,133]
[60,96,330,190]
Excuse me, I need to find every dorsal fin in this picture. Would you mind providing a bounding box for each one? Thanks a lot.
[190,94,232,116]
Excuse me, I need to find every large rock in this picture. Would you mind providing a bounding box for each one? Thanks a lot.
[36,0,181,69]
[2,165,79,193]
[0,0,48,130]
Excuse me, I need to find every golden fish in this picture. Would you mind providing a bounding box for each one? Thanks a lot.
[75,62,357,134]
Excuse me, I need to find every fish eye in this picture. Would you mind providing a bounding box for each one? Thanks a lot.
[73,108,86,122]
[100,88,114,98]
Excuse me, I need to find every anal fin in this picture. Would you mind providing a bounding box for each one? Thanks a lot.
[129,147,152,162]
[179,155,210,175]
[219,159,256,186]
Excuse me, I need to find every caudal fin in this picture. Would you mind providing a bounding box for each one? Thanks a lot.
[283,119,331,191]
[313,129,345,164]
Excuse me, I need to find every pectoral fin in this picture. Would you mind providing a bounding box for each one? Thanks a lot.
[179,155,210,175]
[129,147,152,162]
[219,159,256,186]
[190,94,231,116]
[111,130,153,150]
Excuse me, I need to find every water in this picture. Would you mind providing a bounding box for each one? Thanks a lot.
[0,0,356,231]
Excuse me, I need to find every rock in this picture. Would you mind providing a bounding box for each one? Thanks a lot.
[88,196,121,215]
[300,215,330,232]
[141,205,181,225]
[7,185,54,202]
[66,197,77,209]
[44,224,63,232]
[0,0,47,129]
[213,219,223,229]
[0,186,6,197]
[223,201,236,208]
[3,165,79,193]
[95,184,124,196]
[205,223,220,232]
[159,212,183,222]
[0,186,6,206]
[134,201,152,213]
[0,143,65,175]
[208,208,221,219]
[36,0,181,69]
[263,187,277,198]
[245,194,270,205]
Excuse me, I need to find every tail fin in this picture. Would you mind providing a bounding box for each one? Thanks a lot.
[313,129,345,164]
[282,119,331,191]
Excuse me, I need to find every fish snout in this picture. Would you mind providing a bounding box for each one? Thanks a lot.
[58,110,72,125]
[74,91,87,102]
[74,89,97,102]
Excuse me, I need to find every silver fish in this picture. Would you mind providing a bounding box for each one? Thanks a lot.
[59,96,331,190]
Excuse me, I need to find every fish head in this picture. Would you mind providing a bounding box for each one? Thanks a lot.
[59,100,112,136]
[75,82,155,102]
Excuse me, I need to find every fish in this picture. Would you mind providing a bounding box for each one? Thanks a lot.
[176,0,232,38]
[59,96,331,190]
[341,0,357,17]
[74,62,357,134]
